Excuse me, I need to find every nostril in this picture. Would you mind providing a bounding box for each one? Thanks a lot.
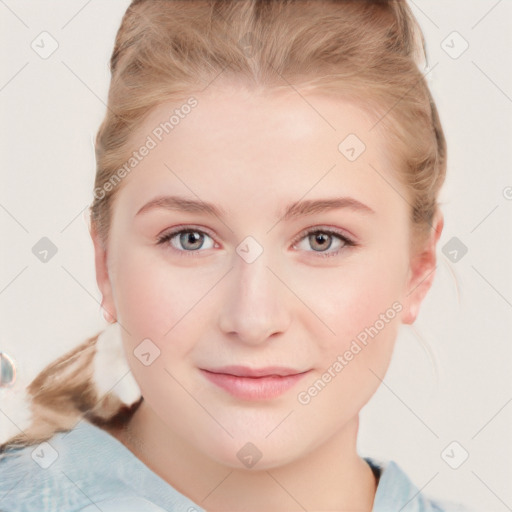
[0,352,16,387]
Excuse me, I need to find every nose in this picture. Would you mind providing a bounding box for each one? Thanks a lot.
[218,249,291,346]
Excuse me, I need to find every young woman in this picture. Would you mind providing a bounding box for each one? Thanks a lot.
[0,1,471,510]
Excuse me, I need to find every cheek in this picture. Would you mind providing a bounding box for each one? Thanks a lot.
[294,259,404,420]
[112,246,209,337]
[111,251,205,403]
[310,251,407,355]
[110,245,223,384]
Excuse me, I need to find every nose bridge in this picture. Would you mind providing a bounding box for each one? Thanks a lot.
[218,242,290,344]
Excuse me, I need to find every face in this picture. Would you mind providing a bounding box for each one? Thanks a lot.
[93,82,441,469]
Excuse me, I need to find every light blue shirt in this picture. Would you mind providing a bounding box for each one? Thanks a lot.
[0,420,470,511]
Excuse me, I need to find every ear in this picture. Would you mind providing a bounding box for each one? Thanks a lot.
[90,224,117,322]
[401,211,444,325]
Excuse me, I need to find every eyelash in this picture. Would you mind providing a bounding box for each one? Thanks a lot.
[156,225,357,259]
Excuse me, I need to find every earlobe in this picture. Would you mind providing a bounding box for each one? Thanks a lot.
[90,225,117,323]
[401,213,444,325]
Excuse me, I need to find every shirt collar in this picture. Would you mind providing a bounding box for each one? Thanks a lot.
[364,456,435,512]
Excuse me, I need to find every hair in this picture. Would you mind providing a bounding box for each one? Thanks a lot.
[1,0,446,452]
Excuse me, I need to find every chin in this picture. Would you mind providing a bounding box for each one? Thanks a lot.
[195,426,315,472]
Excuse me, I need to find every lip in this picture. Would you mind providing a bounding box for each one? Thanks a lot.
[200,366,310,401]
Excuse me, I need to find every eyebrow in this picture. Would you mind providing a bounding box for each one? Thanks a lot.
[135,195,375,220]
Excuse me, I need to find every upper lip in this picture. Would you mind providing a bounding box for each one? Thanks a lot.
[202,365,308,378]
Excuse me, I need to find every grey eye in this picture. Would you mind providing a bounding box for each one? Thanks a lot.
[170,230,215,251]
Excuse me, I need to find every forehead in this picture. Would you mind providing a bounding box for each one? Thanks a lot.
[133,83,384,156]
[117,84,406,216]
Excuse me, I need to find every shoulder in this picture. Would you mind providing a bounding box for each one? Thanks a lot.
[0,426,120,512]
[0,437,86,512]
[365,457,473,512]
[0,422,164,512]
[0,420,202,512]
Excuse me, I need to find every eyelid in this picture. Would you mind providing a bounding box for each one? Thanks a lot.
[291,225,354,245]
[156,224,216,242]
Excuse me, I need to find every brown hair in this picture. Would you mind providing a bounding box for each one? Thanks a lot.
[1,0,446,452]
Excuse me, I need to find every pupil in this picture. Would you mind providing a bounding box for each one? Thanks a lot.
[182,231,202,250]
[311,233,331,251]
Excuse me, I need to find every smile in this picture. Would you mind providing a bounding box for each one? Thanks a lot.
[200,366,311,401]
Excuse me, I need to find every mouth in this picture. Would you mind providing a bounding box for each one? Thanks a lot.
[199,365,311,401]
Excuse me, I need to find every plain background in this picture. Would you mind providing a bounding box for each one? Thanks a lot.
[1,1,511,510]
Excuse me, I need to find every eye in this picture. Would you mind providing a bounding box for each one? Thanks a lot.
[292,228,356,258]
[156,226,356,258]
[157,227,215,254]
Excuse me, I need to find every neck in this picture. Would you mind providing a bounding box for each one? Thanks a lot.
[110,401,378,512]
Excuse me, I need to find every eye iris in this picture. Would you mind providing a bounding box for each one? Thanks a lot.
[309,232,332,251]
[180,231,203,250]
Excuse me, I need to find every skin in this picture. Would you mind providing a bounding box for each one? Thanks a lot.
[92,82,443,511]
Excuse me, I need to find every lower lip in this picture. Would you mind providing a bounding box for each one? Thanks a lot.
[200,370,309,401]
